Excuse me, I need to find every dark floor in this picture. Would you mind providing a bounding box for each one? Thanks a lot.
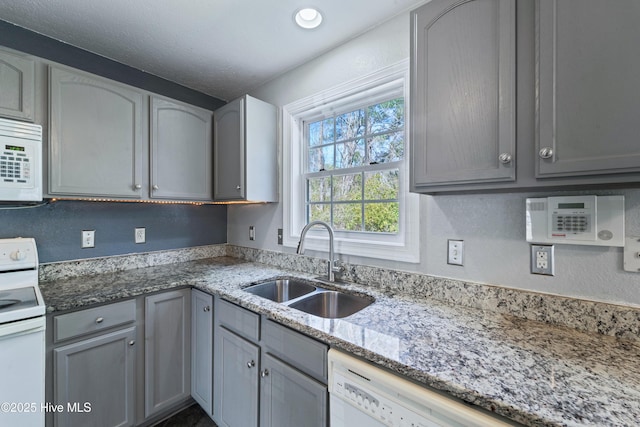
[154,404,218,427]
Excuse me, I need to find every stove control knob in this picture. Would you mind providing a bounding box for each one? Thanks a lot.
[10,250,26,261]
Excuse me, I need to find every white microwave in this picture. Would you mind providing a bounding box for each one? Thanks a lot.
[0,118,42,201]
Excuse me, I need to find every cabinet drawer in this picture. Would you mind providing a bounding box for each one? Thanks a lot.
[263,320,327,383]
[216,298,260,341]
[54,300,136,342]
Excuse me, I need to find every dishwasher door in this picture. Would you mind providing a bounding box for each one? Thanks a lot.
[328,349,519,427]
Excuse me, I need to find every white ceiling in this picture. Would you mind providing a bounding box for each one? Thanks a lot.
[0,0,426,101]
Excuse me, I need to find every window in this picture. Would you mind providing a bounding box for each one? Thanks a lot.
[283,60,419,262]
[305,98,404,233]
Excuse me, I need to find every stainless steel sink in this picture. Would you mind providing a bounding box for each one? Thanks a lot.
[288,290,373,319]
[244,279,316,303]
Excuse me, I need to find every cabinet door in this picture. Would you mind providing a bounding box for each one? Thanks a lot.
[213,97,245,200]
[54,327,136,427]
[151,96,212,200]
[144,289,191,418]
[191,290,213,416]
[213,327,259,427]
[49,66,145,198]
[411,0,516,189]
[0,48,35,121]
[260,353,328,427]
[537,0,640,177]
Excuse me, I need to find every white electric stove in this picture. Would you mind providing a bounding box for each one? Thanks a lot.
[0,237,45,427]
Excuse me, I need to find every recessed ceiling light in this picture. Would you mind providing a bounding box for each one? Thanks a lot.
[295,7,323,29]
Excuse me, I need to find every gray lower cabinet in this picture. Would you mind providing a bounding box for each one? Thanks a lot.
[150,96,213,200]
[410,0,516,189]
[260,353,327,427]
[48,66,146,198]
[144,289,191,418]
[191,289,213,417]
[214,326,260,427]
[536,0,640,178]
[213,299,328,427]
[54,328,136,427]
[213,95,277,202]
[0,47,35,122]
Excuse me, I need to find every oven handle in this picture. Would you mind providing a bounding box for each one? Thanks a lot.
[0,316,45,339]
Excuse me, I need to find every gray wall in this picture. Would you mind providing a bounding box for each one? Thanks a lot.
[1,201,227,263]
[228,12,640,308]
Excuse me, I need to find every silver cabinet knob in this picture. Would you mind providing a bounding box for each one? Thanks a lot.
[128,340,135,346]
[236,185,241,190]
[152,185,159,190]
[134,184,142,190]
[498,153,512,164]
[261,369,269,378]
[203,306,211,312]
[539,147,554,159]
[95,317,104,324]
[247,360,255,369]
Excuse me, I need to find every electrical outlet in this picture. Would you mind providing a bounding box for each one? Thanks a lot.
[249,226,255,241]
[82,230,95,248]
[447,240,464,266]
[531,244,554,275]
[135,227,146,244]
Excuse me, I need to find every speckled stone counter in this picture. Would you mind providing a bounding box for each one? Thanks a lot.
[39,257,640,427]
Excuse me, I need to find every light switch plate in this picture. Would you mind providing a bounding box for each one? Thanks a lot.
[447,240,464,266]
[623,237,640,272]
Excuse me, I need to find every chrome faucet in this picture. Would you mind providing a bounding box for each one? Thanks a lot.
[296,220,341,282]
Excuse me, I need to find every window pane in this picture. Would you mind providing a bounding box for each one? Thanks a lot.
[333,173,362,201]
[364,170,399,200]
[336,139,365,169]
[333,203,362,231]
[364,202,399,233]
[368,131,404,163]
[308,145,334,171]
[308,177,331,202]
[309,203,330,223]
[308,118,334,146]
[367,98,404,134]
[335,110,364,141]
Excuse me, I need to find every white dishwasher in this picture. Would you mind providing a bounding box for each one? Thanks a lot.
[328,349,518,427]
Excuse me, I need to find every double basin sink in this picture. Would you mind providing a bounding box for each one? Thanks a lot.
[243,278,373,319]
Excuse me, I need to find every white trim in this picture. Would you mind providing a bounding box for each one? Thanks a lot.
[282,59,419,263]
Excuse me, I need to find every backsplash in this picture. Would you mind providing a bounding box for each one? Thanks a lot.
[41,243,640,340]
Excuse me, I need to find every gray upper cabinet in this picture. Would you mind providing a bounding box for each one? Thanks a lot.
[0,47,35,122]
[213,95,277,202]
[411,0,516,190]
[191,289,213,417]
[144,289,191,419]
[150,96,212,200]
[536,0,640,178]
[49,66,145,198]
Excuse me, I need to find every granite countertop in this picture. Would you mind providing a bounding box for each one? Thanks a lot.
[40,257,640,427]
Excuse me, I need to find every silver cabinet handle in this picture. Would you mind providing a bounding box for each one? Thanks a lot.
[203,306,211,312]
[261,369,269,378]
[134,184,142,190]
[128,340,135,346]
[95,317,104,324]
[539,147,554,159]
[247,360,255,368]
[498,153,512,164]
[236,185,241,190]
[152,185,159,190]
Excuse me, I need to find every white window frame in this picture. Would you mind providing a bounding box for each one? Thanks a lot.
[282,60,420,263]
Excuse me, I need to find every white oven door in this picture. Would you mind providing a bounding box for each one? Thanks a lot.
[0,316,45,427]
